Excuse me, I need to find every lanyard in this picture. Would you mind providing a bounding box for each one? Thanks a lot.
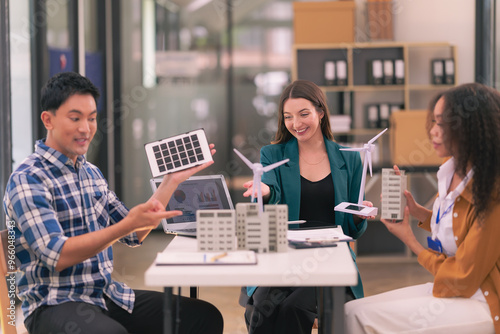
[436,202,454,225]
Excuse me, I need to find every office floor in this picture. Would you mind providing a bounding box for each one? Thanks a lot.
[111,230,434,334]
[10,230,433,334]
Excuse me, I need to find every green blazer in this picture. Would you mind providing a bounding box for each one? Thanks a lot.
[246,136,367,300]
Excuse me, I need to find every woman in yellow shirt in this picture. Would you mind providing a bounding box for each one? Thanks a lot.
[345,82,500,333]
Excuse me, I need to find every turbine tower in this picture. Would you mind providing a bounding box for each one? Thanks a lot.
[334,128,388,216]
[233,149,289,214]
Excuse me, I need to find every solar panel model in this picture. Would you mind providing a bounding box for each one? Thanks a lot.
[145,128,212,178]
[381,168,407,220]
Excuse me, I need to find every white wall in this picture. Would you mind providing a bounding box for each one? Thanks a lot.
[355,0,475,84]
[392,0,475,84]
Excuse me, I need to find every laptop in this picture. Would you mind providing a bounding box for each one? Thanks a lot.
[150,174,234,237]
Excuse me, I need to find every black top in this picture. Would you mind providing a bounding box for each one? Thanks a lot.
[299,173,335,228]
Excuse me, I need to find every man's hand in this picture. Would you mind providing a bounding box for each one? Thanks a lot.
[126,199,181,231]
[152,144,216,207]
[163,144,216,186]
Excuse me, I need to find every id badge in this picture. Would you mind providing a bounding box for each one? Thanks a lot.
[427,236,443,253]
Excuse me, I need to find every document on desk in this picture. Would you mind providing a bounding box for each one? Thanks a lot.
[155,250,258,265]
[287,227,353,243]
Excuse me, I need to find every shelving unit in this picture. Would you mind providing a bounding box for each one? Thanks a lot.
[292,42,456,260]
[292,41,457,129]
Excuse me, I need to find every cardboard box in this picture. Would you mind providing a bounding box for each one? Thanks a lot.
[390,110,444,166]
[293,1,355,44]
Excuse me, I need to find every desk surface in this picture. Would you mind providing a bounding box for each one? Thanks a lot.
[145,236,358,287]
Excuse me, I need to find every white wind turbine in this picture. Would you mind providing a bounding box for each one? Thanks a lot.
[233,149,289,215]
[334,128,388,217]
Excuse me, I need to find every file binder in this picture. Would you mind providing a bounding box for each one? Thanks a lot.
[383,59,394,85]
[394,59,405,85]
[431,59,444,84]
[444,59,455,84]
[336,60,348,86]
[379,103,390,128]
[369,59,383,85]
[324,60,336,86]
[367,104,379,128]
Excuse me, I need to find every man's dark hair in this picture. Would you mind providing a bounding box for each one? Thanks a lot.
[40,71,100,113]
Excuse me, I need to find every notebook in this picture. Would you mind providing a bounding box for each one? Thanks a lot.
[150,174,234,237]
[144,129,213,178]
[155,250,257,266]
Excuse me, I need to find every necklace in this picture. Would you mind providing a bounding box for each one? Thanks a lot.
[300,153,327,165]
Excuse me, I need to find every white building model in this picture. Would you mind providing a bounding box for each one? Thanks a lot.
[264,204,288,253]
[236,203,288,253]
[197,209,236,252]
[381,168,407,220]
[197,204,288,253]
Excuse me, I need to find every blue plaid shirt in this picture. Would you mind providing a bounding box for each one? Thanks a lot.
[3,139,140,320]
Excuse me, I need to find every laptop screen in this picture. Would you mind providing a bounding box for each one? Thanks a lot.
[150,175,234,225]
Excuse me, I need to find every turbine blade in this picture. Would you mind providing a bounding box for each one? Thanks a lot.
[262,158,289,172]
[368,128,388,144]
[233,148,254,169]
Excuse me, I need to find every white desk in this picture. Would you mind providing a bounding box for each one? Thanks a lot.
[145,235,358,334]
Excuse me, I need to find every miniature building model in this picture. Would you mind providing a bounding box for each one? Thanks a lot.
[197,209,236,252]
[264,204,288,252]
[381,168,407,220]
[196,203,288,253]
[236,203,288,253]
[236,203,269,253]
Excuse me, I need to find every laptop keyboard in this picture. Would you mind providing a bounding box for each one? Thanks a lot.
[180,228,196,232]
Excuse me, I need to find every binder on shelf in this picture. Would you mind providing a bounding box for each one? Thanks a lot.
[369,59,383,85]
[324,60,336,86]
[383,59,394,85]
[366,104,379,128]
[394,59,405,85]
[379,103,390,129]
[336,60,348,86]
[444,59,455,85]
[431,59,444,85]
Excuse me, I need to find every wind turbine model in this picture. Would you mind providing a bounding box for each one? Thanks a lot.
[334,128,388,217]
[233,149,289,215]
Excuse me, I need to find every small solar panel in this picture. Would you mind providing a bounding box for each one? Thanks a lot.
[145,128,212,177]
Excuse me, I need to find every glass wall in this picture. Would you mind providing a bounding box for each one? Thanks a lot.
[119,0,294,207]
[10,0,33,170]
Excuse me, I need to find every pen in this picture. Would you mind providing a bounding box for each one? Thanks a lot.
[210,252,228,263]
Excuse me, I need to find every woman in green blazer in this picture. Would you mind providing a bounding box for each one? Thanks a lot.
[241,80,370,334]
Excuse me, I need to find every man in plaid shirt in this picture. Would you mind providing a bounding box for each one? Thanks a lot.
[3,72,223,334]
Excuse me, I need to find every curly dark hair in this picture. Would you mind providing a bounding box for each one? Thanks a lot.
[427,83,500,222]
[272,80,334,144]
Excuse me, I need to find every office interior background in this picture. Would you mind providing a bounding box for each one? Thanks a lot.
[0,0,499,333]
